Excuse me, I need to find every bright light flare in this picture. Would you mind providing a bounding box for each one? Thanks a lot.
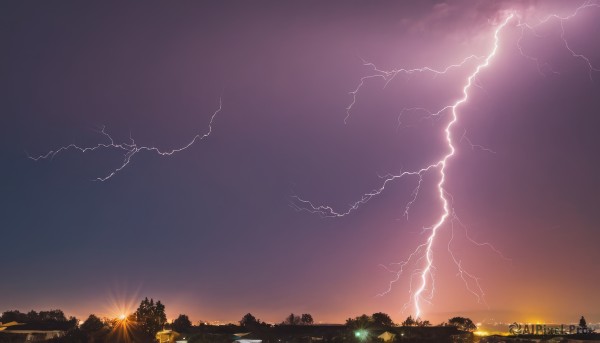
[474,330,489,337]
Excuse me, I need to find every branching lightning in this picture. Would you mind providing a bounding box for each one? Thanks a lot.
[344,56,482,125]
[518,1,600,79]
[293,2,599,318]
[29,98,222,181]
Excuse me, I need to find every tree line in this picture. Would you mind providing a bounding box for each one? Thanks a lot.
[0,309,78,331]
[1,299,480,343]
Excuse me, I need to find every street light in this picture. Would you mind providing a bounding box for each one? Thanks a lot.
[354,330,368,341]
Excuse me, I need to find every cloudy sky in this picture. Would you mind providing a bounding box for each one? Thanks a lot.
[1,1,599,325]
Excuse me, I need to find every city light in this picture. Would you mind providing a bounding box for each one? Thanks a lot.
[354,329,368,341]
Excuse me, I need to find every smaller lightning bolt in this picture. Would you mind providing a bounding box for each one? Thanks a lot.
[559,19,600,80]
[460,129,497,154]
[29,98,222,181]
[345,55,482,124]
[516,1,600,79]
[291,164,437,218]
[395,107,453,131]
[445,209,512,308]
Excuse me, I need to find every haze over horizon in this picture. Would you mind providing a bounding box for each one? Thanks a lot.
[1,0,599,326]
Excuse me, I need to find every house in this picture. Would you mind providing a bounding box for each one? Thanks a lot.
[156,329,181,343]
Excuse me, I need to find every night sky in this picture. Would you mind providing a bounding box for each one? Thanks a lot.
[1,1,599,325]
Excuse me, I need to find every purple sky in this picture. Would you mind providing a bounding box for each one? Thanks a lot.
[1,1,600,325]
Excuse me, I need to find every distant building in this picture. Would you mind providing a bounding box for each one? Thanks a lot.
[156,329,181,343]
[0,329,65,342]
[234,331,263,343]
[378,331,396,342]
[1,321,65,342]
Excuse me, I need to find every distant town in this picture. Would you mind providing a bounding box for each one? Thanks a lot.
[1,298,599,343]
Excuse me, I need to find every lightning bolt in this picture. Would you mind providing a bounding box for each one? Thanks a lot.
[294,1,599,318]
[29,98,222,181]
[408,14,514,317]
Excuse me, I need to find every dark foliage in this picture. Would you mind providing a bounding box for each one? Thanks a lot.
[301,314,314,325]
[0,310,77,331]
[134,297,167,338]
[173,314,193,333]
[240,313,262,328]
[371,313,394,327]
[448,317,476,332]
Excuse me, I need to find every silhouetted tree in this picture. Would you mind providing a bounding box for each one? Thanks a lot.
[80,314,109,342]
[173,314,192,332]
[81,314,105,333]
[38,310,67,322]
[417,319,431,327]
[346,314,372,330]
[0,310,28,323]
[301,313,314,325]
[0,309,76,331]
[371,312,394,327]
[448,317,476,332]
[401,316,416,327]
[66,316,78,330]
[283,313,301,325]
[100,316,117,330]
[240,313,260,328]
[27,310,40,322]
[134,297,167,338]
[580,316,587,329]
